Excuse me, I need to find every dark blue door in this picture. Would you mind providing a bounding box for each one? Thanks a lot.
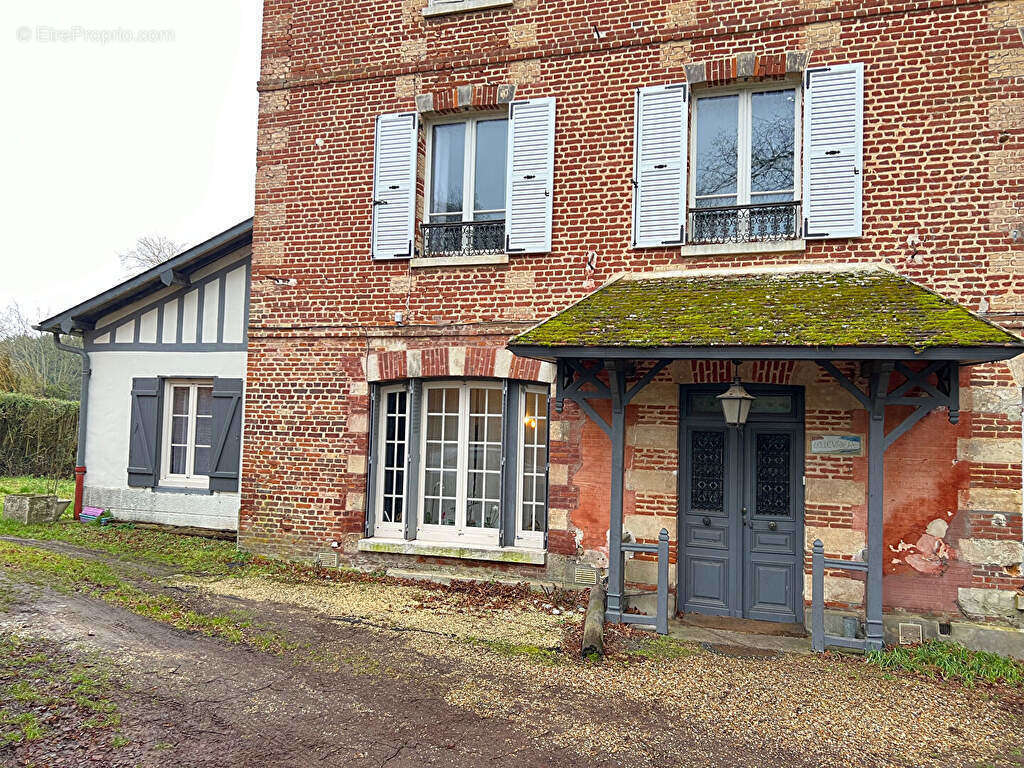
[678,387,804,623]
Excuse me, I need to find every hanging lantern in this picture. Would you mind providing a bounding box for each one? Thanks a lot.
[717,364,755,426]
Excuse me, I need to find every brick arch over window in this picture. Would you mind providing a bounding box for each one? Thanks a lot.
[365,346,556,384]
[415,84,517,115]
[685,51,808,87]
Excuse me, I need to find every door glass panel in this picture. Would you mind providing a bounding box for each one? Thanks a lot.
[429,123,466,217]
[690,430,725,512]
[381,390,408,524]
[520,391,548,533]
[423,387,459,526]
[690,393,793,416]
[694,94,739,205]
[754,432,791,517]
[466,387,502,529]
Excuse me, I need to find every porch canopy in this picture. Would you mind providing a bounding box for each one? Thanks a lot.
[507,264,1024,646]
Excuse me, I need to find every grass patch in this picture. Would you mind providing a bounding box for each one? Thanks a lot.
[473,637,561,664]
[0,476,75,499]
[866,640,1024,687]
[626,635,699,661]
[0,516,252,575]
[0,633,120,749]
[0,540,293,654]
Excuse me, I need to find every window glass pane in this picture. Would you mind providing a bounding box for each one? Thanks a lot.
[430,123,465,215]
[196,386,213,417]
[466,387,502,530]
[690,393,793,415]
[519,391,548,533]
[694,94,739,203]
[193,446,210,476]
[172,386,190,416]
[473,119,508,214]
[195,416,212,447]
[170,445,187,475]
[380,388,408,525]
[750,90,795,195]
[423,387,460,528]
[171,415,189,445]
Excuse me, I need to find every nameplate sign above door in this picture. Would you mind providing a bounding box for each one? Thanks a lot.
[809,434,863,456]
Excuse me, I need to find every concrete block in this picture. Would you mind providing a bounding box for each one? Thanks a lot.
[625,469,676,496]
[805,525,865,556]
[805,478,865,506]
[957,438,1020,464]
[629,381,676,406]
[549,419,570,442]
[805,573,865,604]
[957,538,1024,566]
[962,386,1022,419]
[548,463,569,486]
[628,424,676,450]
[624,514,676,541]
[960,487,1022,514]
[958,587,1020,620]
[347,454,367,475]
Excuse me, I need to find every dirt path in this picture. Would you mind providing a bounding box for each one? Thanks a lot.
[0,538,1021,768]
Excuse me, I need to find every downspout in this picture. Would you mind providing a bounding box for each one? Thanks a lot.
[51,332,90,520]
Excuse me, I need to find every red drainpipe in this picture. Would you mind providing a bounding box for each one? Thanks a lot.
[51,331,90,521]
[73,466,86,520]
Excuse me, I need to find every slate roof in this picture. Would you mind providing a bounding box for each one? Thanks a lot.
[510,266,1023,359]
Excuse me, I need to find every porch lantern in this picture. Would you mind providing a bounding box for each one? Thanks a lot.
[717,367,755,426]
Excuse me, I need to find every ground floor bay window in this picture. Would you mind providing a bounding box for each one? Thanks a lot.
[366,378,548,554]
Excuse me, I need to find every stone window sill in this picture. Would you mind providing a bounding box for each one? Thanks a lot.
[679,240,806,258]
[422,0,513,17]
[357,536,546,565]
[410,253,510,269]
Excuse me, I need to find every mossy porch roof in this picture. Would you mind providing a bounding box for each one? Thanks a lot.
[511,268,1022,352]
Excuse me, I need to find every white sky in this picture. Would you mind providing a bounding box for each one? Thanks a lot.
[0,1,261,319]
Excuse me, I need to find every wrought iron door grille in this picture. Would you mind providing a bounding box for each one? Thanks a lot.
[687,201,801,245]
[421,220,506,258]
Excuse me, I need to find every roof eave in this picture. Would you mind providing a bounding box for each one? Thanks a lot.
[35,218,253,335]
[507,343,1024,365]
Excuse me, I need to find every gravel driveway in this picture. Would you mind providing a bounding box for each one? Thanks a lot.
[0,537,1021,768]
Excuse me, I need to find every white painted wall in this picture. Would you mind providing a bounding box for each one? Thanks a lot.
[83,349,246,530]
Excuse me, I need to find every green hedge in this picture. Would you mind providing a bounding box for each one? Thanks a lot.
[0,393,79,478]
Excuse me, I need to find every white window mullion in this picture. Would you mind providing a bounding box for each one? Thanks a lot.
[455,384,469,534]
[186,383,198,480]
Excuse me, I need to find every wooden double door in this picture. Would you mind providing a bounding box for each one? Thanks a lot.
[677,386,805,623]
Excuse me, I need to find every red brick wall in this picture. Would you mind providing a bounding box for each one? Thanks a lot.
[245,0,1024,617]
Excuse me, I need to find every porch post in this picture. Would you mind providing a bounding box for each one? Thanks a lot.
[865,361,891,650]
[606,362,628,622]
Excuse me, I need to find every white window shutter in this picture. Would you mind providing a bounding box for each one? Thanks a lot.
[371,112,418,259]
[505,97,555,253]
[802,63,864,239]
[633,84,688,248]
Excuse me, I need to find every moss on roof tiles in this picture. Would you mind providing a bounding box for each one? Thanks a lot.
[513,269,1021,350]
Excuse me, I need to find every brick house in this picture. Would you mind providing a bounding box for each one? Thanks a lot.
[243,0,1024,651]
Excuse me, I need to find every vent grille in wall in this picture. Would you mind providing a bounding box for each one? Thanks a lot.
[571,564,598,586]
[315,552,339,569]
[898,622,923,645]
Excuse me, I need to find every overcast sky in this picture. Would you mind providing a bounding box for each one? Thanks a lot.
[0,1,261,320]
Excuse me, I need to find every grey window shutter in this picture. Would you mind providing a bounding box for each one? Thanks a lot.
[209,378,244,492]
[371,112,418,259]
[498,381,520,548]
[127,377,161,487]
[803,63,864,239]
[633,84,689,247]
[364,384,380,538]
[505,97,556,254]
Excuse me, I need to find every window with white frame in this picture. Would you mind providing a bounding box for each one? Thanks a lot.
[375,386,408,535]
[424,114,508,256]
[690,85,800,243]
[517,387,548,547]
[161,380,214,488]
[370,379,549,550]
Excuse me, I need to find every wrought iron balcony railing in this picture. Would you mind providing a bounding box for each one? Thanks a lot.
[687,201,802,245]
[421,219,506,258]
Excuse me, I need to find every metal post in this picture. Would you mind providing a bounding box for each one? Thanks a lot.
[606,363,628,622]
[812,539,825,652]
[865,362,891,650]
[656,528,669,635]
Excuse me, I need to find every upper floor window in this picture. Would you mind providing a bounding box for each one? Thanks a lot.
[424,115,508,257]
[690,86,800,244]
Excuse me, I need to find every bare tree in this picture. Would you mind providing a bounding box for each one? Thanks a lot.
[118,234,182,276]
[0,300,81,401]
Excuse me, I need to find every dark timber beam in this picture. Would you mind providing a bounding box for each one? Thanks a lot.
[816,359,960,650]
[555,358,671,623]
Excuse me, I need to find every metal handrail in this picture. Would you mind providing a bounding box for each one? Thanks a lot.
[688,200,802,245]
[811,539,870,652]
[420,219,506,258]
[617,528,670,634]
